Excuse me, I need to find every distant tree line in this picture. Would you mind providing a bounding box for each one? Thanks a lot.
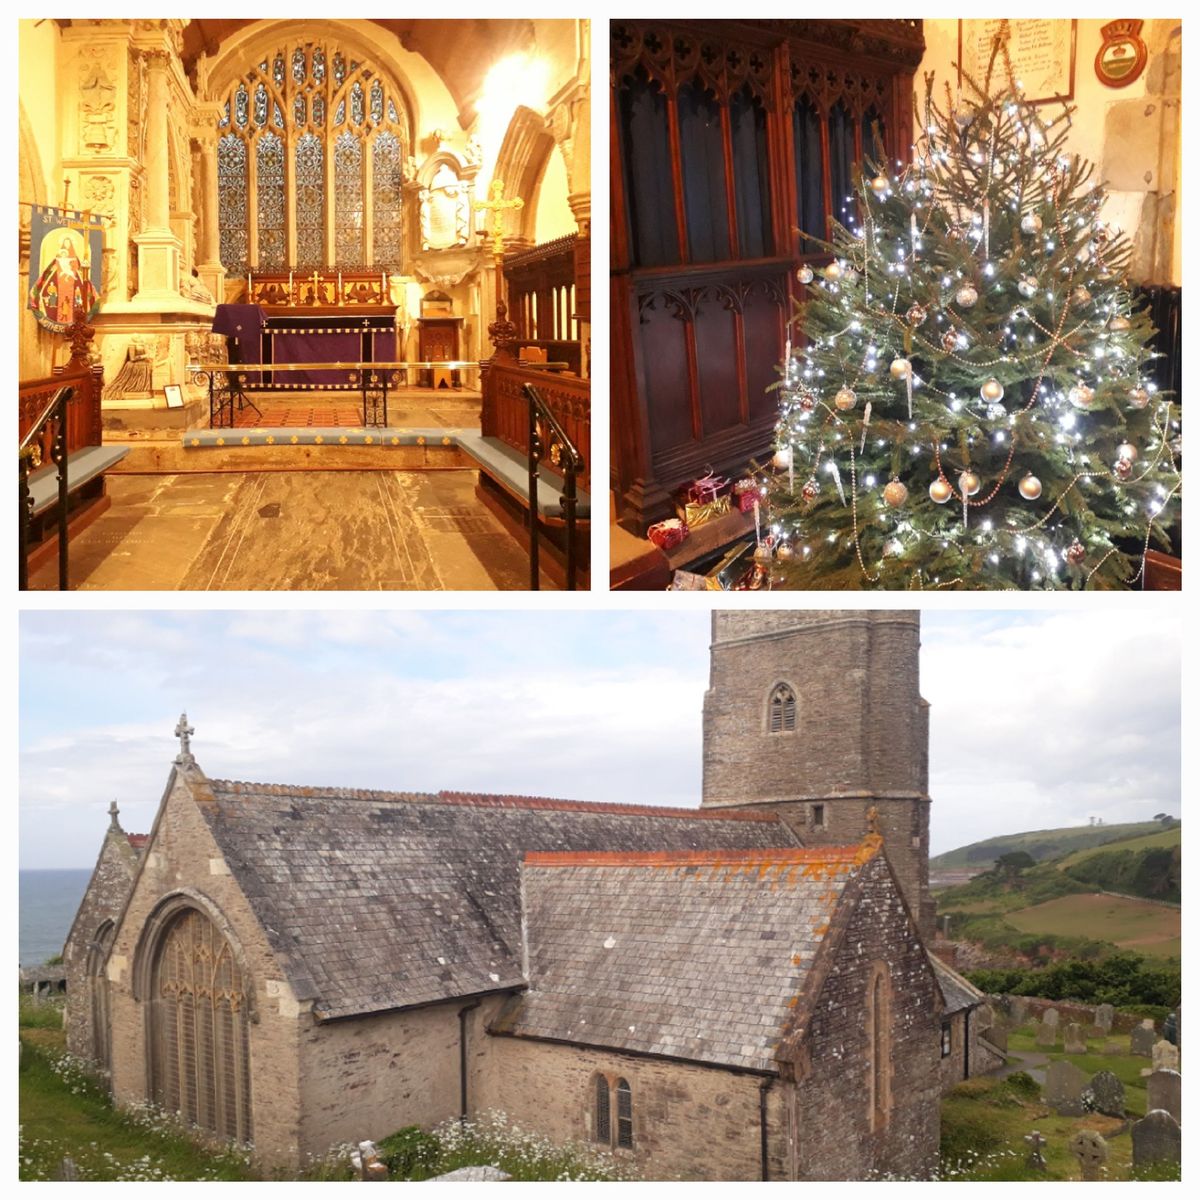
[966,951,1181,1011]
[1062,845,1181,905]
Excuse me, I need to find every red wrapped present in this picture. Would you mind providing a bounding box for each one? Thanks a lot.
[732,478,760,513]
[687,470,731,505]
[647,517,688,551]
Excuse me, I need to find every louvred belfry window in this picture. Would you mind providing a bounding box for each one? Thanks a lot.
[149,908,252,1144]
[769,683,797,733]
[215,42,411,273]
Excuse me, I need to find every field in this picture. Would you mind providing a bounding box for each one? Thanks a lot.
[1058,826,1182,869]
[1006,894,1181,959]
[931,821,1169,870]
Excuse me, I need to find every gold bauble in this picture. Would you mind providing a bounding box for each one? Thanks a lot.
[882,478,909,508]
[824,260,844,281]
[1018,275,1039,298]
[958,469,981,496]
[1117,441,1138,462]
[796,264,814,285]
[929,478,953,504]
[772,446,793,470]
[1020,212,1043,235]
[1128,386,1150,409]
[1073,285,1092,305]
[776,543,795,561]
[955,284,979,308]
[980,377,1004,403]
[1109,315,1131,332]
[834,386,857,411]
[1114,457,1133,481]
[1068,384,1095,410]
[1018,473,1042,500]
[889,357,912,380]
[870,174,890,195]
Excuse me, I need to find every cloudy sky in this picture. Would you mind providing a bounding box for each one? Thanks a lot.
[19,607,1181,869]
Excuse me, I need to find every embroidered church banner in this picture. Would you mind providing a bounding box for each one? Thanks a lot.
[27,206,104,333]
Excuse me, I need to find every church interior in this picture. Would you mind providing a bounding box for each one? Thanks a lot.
[609,19,1182,590]
[19,18,591,590]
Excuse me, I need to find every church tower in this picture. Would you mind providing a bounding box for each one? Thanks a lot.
[702,611,935,937]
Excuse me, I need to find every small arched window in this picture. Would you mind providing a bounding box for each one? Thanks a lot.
[768,684,797,733]
[616,1078,633,1149]
[87,920,115,1070]
[593,1074,611,1143]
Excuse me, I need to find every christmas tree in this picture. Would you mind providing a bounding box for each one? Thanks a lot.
[763,40,1181,590]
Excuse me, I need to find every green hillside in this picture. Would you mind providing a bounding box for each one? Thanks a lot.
[930,820,1170,870]
[1058,825,1181,868]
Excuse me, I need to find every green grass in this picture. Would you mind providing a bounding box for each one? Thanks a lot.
[1006,894,1180,959]
[1005,1026,1150,1116]
[931,821,1173,870]
[1058,826,1181,869]
[938,1066,1177,1181]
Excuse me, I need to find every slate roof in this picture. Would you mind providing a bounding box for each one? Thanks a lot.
[195,779,797,1020]
[492,845,878,1072]
[930,954,984,1015]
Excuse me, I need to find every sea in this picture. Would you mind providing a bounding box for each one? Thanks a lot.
[19,869,92,967]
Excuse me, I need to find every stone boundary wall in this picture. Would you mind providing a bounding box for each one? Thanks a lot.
[992,994,1146,1034]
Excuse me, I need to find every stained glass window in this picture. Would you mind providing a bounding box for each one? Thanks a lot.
[214,42,411,272]
[217,134,247,273]
[257,133,286,270]
[334,132,363,266]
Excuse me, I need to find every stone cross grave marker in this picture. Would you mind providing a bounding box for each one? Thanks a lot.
[1152,1039,1179,1073]
[1131,1020,1157,1057]
[1132,1109,1181,1170]
[1044,1060,1088,1116]
[1146,1070,1181,1123]
[1087,1069,1126,1118]
[1068,1130,1108,1181]
[1024,1130,1048,1172]
[1064,1022,1087,1054]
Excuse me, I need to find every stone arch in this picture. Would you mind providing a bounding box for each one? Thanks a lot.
[135,892,256,1143]
[86,919,116,1071]
[491,104,556,243]
[865,960,892,1132]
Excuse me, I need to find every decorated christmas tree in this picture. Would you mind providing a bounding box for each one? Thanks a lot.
[762,40,1181,590]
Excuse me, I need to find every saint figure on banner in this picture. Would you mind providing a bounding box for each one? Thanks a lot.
[29,231,98,330]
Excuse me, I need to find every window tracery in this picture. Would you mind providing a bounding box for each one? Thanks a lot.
[768,683,797,733]
[214,41,410,272]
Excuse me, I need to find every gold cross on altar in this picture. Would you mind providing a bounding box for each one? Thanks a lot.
[473,179,525,257]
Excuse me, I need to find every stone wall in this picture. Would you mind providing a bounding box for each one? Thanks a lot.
[63,821,141,1063]
[788,855,942,1180]
[702,611,934,937]
[297,994,510,1162]
[472,1034,787,1181]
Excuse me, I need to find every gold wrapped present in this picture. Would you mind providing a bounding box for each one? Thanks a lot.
[677,495,731,528]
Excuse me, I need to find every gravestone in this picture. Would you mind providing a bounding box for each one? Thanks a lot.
[1045,1060,1088,1116]
[1131,1021,1157,1057]
[1087,1069,1126,1117]
[1036,1017,1058,1047]
[1009,996,1029,1024]
[1069,1130,1108,1181]
[1064,1022,1087,1054]
[1024,1130,1048,1172]
[1146,1070,1181,1123]
[1094,1002,1115,1034]
[1152,1039,1179,1073]
[1132,1110,1181,1169]
[1043,1007,1060,1027]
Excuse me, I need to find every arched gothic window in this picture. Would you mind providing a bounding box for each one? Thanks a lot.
[592,1076,634,1149]
[593,1073,611,1143]
[87,920,115,1071]
[768,683,797,733]
[148,907,253,1143]
[616,1078,634,1149]
[215,43,409,273]
[866,962,891,1132]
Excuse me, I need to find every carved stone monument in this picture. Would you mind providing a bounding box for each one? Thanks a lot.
[1068,1129,1108,1181]
[1087,1069,1126,1118]
[1132,1109,1181,1170]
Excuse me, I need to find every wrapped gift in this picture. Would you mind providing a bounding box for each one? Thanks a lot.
[647,517,688,551]
[687,470,731,505]
[678,495,731,528]
[732,478,760,514]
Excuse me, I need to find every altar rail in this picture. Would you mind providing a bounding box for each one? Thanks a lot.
[482,359,590,493]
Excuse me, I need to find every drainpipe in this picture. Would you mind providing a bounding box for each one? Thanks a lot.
[963,1006,972,1081]
[758,1078,773,1181]
[458,1000,482,1119]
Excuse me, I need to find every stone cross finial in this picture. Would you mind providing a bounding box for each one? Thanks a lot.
[108,800,121,830]
[174,712,195,765]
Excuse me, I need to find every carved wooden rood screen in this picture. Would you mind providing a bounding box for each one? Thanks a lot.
[149,909,253,1144]
[610,20,924,530]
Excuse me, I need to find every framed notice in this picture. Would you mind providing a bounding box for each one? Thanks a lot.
[958,19,1077,106]
[163,384,184,409]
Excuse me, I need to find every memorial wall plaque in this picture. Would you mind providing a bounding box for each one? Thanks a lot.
[959,19,1077,105]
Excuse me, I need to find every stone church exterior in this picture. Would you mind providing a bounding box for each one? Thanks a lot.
[64,611,992,1179]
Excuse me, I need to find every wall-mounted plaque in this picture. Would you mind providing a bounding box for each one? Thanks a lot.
[1095,20,1149,89]
[959,19,1077,105]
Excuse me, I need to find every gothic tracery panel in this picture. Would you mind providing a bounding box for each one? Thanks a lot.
[217,134,248,274]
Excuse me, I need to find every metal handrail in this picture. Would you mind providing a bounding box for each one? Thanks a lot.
[19,386,74,591]
[523,382,585,591]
